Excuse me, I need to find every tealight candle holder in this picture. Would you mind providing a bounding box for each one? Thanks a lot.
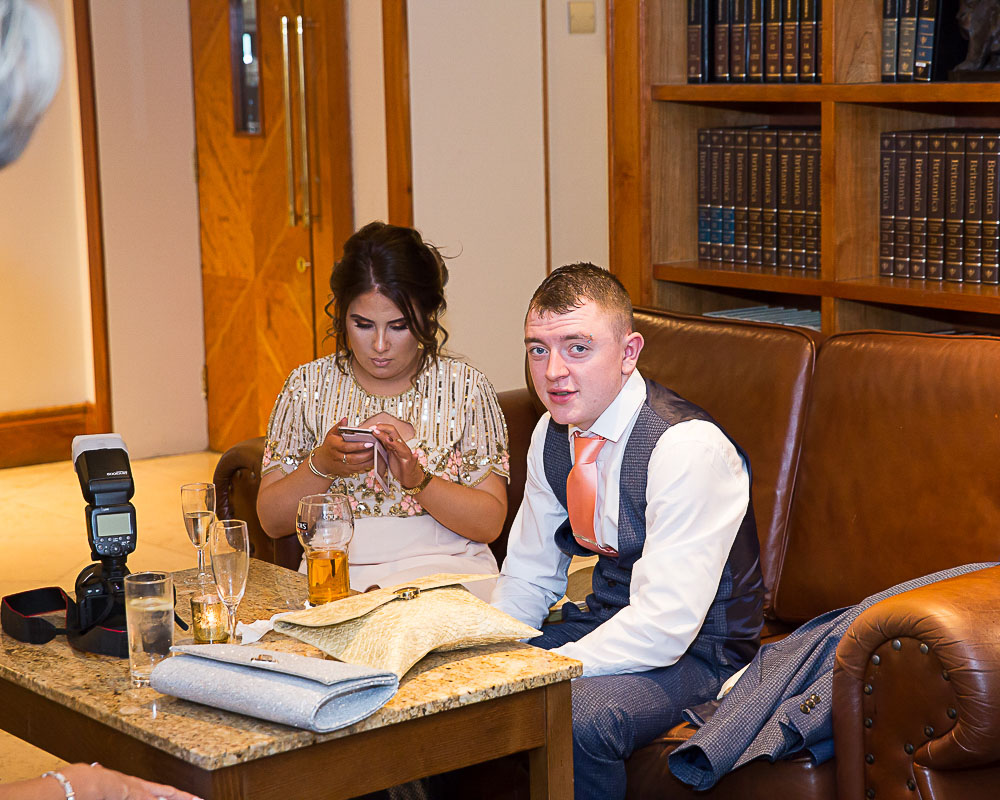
[190,592,229,644]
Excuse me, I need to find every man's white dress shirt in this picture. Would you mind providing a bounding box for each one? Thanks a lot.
[491,369,751,678]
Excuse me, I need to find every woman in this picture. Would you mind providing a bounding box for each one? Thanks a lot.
[257,222,509,599]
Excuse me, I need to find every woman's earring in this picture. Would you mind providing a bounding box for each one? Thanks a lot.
[416,342,425,350]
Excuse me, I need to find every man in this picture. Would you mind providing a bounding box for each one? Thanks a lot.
[491,264,764,800]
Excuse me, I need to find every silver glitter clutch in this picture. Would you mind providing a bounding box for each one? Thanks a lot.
[150,644,398,732]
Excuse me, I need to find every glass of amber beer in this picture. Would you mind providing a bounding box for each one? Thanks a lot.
[295,493,354,605]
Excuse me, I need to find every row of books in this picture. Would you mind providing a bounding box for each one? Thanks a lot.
[879,129,1000,284]
[697,127,821,270]
[881,0,965,82]
[704,305,821,330]
[688,0,822,83]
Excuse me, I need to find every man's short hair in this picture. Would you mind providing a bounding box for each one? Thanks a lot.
[527,263,634,336]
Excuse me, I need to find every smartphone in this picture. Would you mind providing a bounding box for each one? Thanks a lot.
[338,426,389,492]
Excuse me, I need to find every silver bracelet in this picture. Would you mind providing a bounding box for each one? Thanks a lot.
[41,770,76,799]
[307,448,337,480]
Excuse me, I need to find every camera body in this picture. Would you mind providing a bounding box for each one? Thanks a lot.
[71,434,137,634]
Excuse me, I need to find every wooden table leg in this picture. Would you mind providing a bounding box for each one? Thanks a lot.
[528,680,573,799]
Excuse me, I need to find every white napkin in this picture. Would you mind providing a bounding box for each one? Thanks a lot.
[237,609,301,644]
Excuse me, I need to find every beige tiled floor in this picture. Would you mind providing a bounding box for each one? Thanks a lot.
[0,450,219,783]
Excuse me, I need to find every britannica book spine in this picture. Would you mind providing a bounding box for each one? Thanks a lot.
[982,133,1000,284]
[777,130,795,267]
[688,0,709,83]
[790,130,808,268]
[879,131,897,277]
[963,132,984,283]
[909,131,929,278]
[925,131,947,280]
[714,0,731,82]
[782,0,800,82]
[721,128,737,261]
[698,129,712,259]
[747,0,765,81]
[982,131,1000,284]
[731,0,748,82]
[765,0,782,82]
[799,0,818,82]
[882,0,900,82]
[944,131,966,282]
[803,130,820,270]
[762,129,779,264]
[816,0,823,80]
[913,0,940,82]
[892,130,913,277]
[747,128,765,264]
[733,128,751,262]
[896,0,918,81]
[710,128,724,260]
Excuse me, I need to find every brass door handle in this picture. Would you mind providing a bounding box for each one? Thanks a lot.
[296,257,311,273]
[296,15,312,226]
[281,16,296,226]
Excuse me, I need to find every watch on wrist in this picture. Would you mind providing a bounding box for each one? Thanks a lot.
[400,466,433,496]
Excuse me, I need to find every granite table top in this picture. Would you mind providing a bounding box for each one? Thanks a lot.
[0,560,581,771]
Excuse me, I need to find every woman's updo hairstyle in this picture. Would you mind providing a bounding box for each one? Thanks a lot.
[326,221,449,377]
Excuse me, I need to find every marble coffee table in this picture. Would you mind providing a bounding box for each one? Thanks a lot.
[0,560,580,799]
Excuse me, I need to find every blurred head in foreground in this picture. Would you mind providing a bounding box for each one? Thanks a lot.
[0,0,62,167]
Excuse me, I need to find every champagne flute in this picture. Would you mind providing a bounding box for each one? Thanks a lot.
[209,518,250,642]
[181,482,216,584]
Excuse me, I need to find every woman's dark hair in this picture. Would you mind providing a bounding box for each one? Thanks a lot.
[326,221,449,377]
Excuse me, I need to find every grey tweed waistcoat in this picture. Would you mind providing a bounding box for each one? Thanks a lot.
[544,378,764,669]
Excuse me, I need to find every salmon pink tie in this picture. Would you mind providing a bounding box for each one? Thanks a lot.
[567,433,618,557]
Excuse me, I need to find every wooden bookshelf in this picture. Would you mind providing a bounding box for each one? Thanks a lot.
[609,0,1000,336]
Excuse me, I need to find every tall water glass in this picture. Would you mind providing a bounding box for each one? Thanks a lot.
[181,482,216,583]
[124,572,174,687]
[296,493,354,605]
[209,519,250,642]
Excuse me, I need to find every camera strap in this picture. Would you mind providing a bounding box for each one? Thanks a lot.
[1,586,128,658]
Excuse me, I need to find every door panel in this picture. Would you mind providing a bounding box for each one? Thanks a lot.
[190,0,352,450]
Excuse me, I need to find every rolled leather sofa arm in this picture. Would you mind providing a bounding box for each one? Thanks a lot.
[213,436,304,571]
[833,566,1000,799]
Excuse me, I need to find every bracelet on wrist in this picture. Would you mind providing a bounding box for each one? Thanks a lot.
[42,770,76,800]
[400,465,433,496]
[307,448,337,481]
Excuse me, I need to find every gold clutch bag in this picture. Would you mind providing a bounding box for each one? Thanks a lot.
[274,573,541,678]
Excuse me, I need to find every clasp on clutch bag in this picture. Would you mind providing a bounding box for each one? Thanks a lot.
[251,654,277,663]
[393,587,420,601]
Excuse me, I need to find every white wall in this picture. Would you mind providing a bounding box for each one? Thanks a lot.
[546,0,609,270]
[407,0,549,392]
[0,0,93,413]
[348,0,389,226]
[89,0,207,457]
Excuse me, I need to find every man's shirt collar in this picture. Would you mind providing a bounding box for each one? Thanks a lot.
[568,369,645,445]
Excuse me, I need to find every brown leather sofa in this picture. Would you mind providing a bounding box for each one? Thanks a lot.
[214,308,1000,800]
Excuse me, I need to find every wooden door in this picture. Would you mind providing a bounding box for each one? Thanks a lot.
[190,0,352,451]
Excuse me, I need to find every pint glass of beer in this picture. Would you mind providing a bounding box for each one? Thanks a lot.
[296,493,354,604]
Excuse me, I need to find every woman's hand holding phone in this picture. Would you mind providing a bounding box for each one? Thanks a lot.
[370,423,425,490]
[313,417,375,478]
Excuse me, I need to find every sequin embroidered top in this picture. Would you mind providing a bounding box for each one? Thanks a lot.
[262,356,510,519]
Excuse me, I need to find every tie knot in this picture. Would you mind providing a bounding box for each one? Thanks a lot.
[573,433,606,465]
